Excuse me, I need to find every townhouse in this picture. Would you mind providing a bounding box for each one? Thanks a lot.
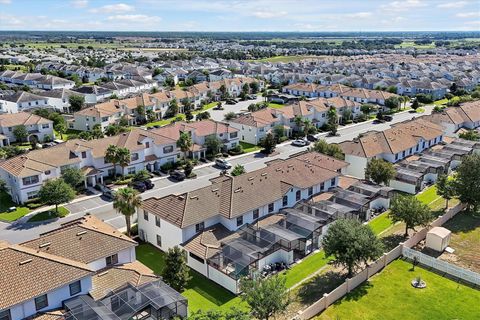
[37,88,85,113]
[137,152,348,292]
[339,118,445,179]
[0,112,54,145]
[425,101,480,136]
[0,215,187,320]
[0,91,50,114]
[0,70,75,90]
[0,128,180,203]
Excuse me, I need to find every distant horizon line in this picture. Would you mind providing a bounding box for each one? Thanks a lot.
[1,30,479,33]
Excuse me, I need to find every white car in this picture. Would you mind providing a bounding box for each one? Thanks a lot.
[291,139,308,147]
[215,158,232,169]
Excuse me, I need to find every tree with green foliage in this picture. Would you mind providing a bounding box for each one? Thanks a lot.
[273,125,285,142]
[68,95,85,112]
[91,124,103,139]
[105,145,120,178]
[360,104,374,118]
[61,167,85,190]
[231,164,246,176]
[13,125,28,142]
[104,125,118,136]
[322,219,384,277]
[327,107,338,136]
[184,160,194,177]
[311,139,344,160]
[54,122,67,140]
[177,132,192,160]
[133,169,151,182]
[117,147,131,176]
[38,179,76,214]
[411,98,420,111]
[204,135,223,155]
[187,308,250,320]
[196,111,211,121]
[453,154,480,212]
[0,178,7,192]
[249,81,259,94]
[259,132,276,155]
[384,96,400,112]
[224,112,236,121]
[78,131,93,140]
[436,174,457,210]
[389,195,433,237]
[165,99,179,118]
[146,109,156,123]
[459,130,479,141]
[162,246,191,292]
[113,187,141,236]
[365,158,396,185]
[240,275,289,320]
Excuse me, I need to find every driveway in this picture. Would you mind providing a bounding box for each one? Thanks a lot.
[0,106,433,243]
[209,96,265,121]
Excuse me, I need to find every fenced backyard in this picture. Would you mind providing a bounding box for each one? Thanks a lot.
[295,204,474,320]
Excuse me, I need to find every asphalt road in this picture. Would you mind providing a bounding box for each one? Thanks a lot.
[0,105,433,243]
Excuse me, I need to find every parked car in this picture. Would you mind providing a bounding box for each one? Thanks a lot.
[170,170,186,181]
[215,158,232,169]
[384,115,393,122]
[225,99,236,105]
[291,139,308,147]
[99,185,116,200]
[129,181,147,193]
[247,94,257,100]
[373,119,385,124]
[306,134,318,142]
[143,179,154,190]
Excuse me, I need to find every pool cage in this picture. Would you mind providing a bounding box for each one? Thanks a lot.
[62,280,187,320]
[207,211,324,280]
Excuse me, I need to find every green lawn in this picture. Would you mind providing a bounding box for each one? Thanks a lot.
[136,243,245,313]
[145,114,186,128]
[268,102,285,109]
[239,141,261,153]
[0,191,30,221]
[27,206,69,222]
[0,64,28,72]
[416,185,439,204]
[284,250,333,288]
[54,128,82,141]
[434,98,448,105]
[315,259,480,320]
[368,212,393,235]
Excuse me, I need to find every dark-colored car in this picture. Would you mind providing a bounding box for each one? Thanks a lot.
[225,99,236,105]
[383,115,393,122]
[170,170,186,181]
[306,134,318,142]
[144,179,154,190]
[130,181,147,193]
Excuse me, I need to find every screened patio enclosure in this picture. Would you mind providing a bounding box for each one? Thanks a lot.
[63,280,187,320]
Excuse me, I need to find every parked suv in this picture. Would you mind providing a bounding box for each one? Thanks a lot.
[215,158,232,169]
[129,181,147,193]
[170,170,186,181]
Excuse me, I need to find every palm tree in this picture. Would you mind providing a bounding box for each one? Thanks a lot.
[294,115,304,135]
[117,147,131,176]
[303,119,313,137]
[113,187,141,236]
[105,145,120,179]
[177,132,192,160]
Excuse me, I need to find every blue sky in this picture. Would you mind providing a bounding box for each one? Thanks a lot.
[0,0,479,31]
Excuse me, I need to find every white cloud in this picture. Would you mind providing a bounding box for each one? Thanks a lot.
[90,3,134,14]
[0,13,24,26]
[381,0,426,12]
[106,14,161,23]
[0,0,12,4]
[437,1,468,8]
[456,12,480,18]
[71,0,88,8]
[251,10,287,19]
[345,12,373,19]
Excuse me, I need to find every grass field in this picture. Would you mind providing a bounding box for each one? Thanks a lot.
[315,259,480,320]
[136,243,246,313]
[239,141,261,153]
[368,212,393,235]
[441,211,480,273]
[0,64,28,72]
[283,250,333,288]
[395,41,436,49]
[268,102,285,109]
[54,128,82,141]
[0,191,30,221]
[27,206,69,222]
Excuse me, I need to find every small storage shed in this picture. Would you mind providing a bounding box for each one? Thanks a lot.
[426,227,451,252]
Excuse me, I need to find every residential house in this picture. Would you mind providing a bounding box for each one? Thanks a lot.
[0,92,50,114]
[425,101,480,136]
[0,112,54,144]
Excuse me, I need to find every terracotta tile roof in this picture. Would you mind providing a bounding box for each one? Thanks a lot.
[90,261,158,300]
[0,241,93,310]
[21,215,137,264]
[0,112,52,128]
[142,152,344,228]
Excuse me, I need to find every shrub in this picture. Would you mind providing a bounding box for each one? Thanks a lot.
[160,162,174,173]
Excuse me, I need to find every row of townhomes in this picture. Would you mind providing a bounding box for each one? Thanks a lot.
[0,112,55,146]
[0,215,187,320]
[71,77,264,131]
[137,151,397,293]
[282,83,398,105]
[0,118,238,203]
[229,98,360,145]
[0,70,75,90]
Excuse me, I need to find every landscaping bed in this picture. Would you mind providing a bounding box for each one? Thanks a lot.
[27,206,70,223]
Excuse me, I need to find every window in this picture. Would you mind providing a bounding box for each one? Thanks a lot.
[230,132,238,139]
[253,209,259,220]
[296,190,301,201]
[69,280,81,296]
[155,216,161,227]
[308,187,313,196]
[42,124,49,129]
[105,254,118,266]
[268,203,274,213]
[145,141,150,148]
[131,153,139,161]
[35,294,48,311]
[156,235,162,247]
[395,153,399,160]
[144,211,149,221]
[22,175,39,186]
[195,222,204,232]
[283,195,288,206]
[128,167,136,175]
[402,151,406,158]
[330,178,336,186]
[163,145,174,153]
[236,216,243,227]
[0,310,11,320]
[45,170,51,175]
[108,168,115,177]
[27,191,38,200]
[81,151,87,158]
[320,182,325,190]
